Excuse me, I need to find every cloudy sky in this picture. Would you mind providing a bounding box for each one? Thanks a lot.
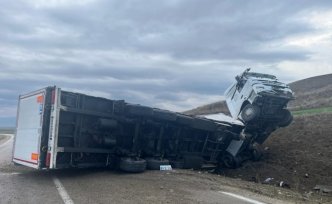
[1,0,332,127]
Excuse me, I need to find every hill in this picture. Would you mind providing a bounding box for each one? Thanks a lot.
[288,73,332,110]
[184,73,332,115]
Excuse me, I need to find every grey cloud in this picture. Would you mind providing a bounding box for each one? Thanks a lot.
[0,0,325,61]
[1,0,332,127]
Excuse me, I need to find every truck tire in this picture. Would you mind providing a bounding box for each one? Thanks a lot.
[278,109,293,127]
[119,157,147,173]
[241,104,260,123]
[221,153,241,169]
[146,158,169,170]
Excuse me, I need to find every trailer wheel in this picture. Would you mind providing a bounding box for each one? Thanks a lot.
[146,158,169,170]
[119,157,147,173]
[221,153,241,169]
[278,109,293,127]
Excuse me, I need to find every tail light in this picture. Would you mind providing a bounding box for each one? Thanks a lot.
[46,152,51,167]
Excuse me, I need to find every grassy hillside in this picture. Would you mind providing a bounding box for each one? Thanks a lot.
[288,74,332,110]
[185,73,332,115]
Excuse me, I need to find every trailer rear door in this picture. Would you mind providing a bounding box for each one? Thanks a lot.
[13,88,49,169]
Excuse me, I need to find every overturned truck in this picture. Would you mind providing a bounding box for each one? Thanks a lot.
[12,71,294,172]
[13,87,244,172]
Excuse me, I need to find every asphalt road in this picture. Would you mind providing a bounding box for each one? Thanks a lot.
[0,134,283,204]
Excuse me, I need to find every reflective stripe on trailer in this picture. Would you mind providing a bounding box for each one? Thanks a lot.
[13,157,38,165]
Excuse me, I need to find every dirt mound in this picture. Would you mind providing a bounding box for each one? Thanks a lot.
[220,113,332,195]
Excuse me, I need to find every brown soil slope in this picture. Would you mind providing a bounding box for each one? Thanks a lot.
[220,113,332,194]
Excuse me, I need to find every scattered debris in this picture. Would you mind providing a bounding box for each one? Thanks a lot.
[279,181,290,188]
[303,191,313,200]
[263,177,274,184]
[313,185,332,194]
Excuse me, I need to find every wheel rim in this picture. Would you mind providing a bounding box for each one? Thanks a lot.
[223,156,233,168]
[245,108,254,116]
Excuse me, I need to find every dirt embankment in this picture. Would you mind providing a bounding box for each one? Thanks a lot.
[220,113,332,197]
[183,101,230,116]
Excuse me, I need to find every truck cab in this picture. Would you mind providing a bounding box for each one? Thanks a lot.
[225,69,294,127]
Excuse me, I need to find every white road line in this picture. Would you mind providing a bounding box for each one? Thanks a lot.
[0,172,22,176]
[219,191,266,204]
[53,177,75,204]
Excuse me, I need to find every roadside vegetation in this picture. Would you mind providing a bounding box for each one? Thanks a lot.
[292,106,332,116]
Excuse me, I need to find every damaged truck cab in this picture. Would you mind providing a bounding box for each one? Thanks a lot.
[225,69,294,127]
[225,69,294,144]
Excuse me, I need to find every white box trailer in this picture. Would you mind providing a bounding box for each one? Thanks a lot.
[13,86,118,170]
[12,86,252,171]
[13,87,60,169]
